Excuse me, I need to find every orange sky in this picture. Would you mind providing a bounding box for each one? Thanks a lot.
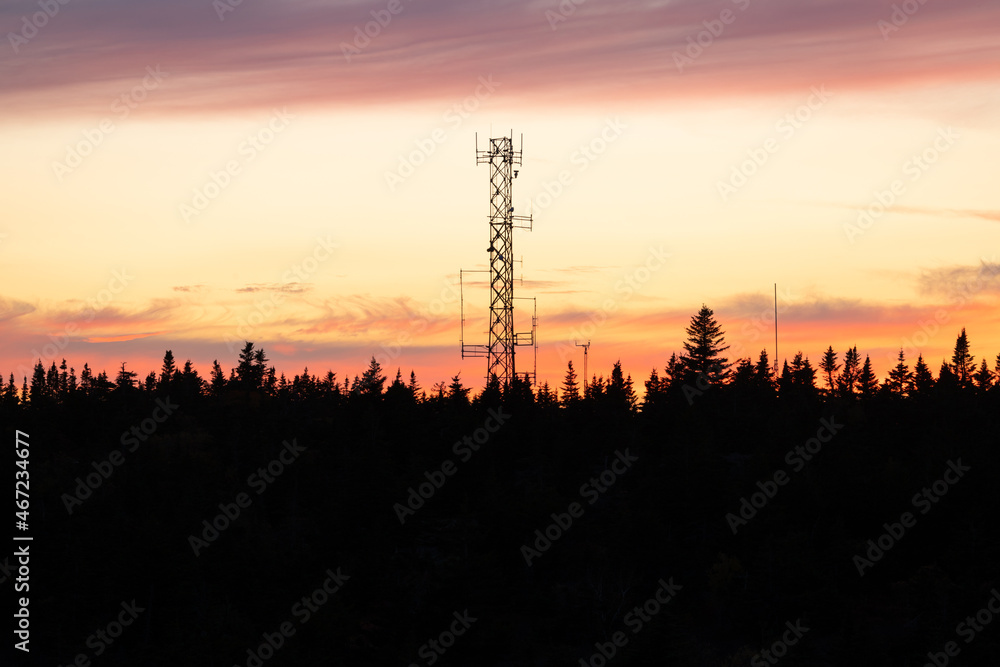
[1,0,998,393]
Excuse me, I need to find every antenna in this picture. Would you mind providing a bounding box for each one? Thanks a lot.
[575,340,591,399]
[774,283,778,377]
[460,132,536,388]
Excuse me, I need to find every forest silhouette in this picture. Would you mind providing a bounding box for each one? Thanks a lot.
[5,305,999,665]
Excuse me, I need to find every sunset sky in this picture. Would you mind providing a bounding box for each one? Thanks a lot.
[1,0,998,392]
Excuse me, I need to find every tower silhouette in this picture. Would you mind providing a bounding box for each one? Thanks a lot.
[460,133,535,387]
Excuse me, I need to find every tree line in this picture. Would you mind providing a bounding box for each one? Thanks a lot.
[9,304,1000,664]
[4,305,997,413]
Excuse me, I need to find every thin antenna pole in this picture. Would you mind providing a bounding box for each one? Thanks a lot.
[774,283,778,376]
[576,340,590,399]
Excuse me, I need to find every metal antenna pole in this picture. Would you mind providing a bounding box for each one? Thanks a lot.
[576,340,591,398]
[774,283,778,377]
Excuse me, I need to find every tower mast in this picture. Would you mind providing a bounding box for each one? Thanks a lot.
[461,132,535,387]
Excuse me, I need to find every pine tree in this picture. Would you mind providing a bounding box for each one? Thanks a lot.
[507,373,535,406]
[448,373,470,406]
[777,360,793,396]
[729,359,756,391]
[263,366,277,396]
[560,361,580,405]
[885,349,912,397]
[2,374,18,406]
[210,360,226,394]
[790,352,817,392]
[384,368,411,405]
[819,346,839,395]
[937,361,958,393]
[29,361,47,404]
[358,357,386,397]
[408,370,422,402]
[912,354,934,394]
[680,304,731,384]
[298,368,319,398]
[837,346,859,397]
[115,362,137,391]
[536,381,558,408]
[858,355,878,399]
[46,361,60,398]
[642,368,666,411]
[479,373,502,406]
[80,363,93,394]
[179,360,204,398]
[235,342,263,390]
[93,371,113,399]
[159,350,177,390]
[607,360,637,412]
[59,359,69,397]
[663,353,684,391]
[754,349,776,391]
[429,380,446,401]
[253,348,269,389]
[588,374,606,400]
[950,328,975,388]
[973,359,993,392]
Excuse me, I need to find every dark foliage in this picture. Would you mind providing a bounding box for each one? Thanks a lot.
[4,322,999,666]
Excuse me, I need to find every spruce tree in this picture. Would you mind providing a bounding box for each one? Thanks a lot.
[29,360,47,404]
[819,346,840,395]
[973,359,993,392]
[950,328,975,388]
[358,357,386,397]
[885,349,912,397]
[754,349,776,391]
[912,354,934,394]
[680,304,731,384]
[858,355,878,399]
[159,350,177,389]
[560,361,580,405]
[837,346,859,397]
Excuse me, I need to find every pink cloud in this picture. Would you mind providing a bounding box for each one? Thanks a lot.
[1,0,997,116]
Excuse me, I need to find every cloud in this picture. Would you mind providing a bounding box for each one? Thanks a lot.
[2,0,998,116]
[890,207,1000,223]
[842,204,1000,223]
[292,294,454,338]
[543,265,621,274]
[235,282,312,294]
[917,260,1000,297]
[84,332,166,344]
[0,298,36,322]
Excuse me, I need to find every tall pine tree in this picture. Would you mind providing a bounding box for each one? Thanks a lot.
[680,304,731,384]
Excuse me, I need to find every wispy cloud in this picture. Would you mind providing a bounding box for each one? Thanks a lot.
[824,202,1000,223]
[0,298,36,322]
[235,283,312,294]
[2,0,998,115]
[917,260,1000,297]
[84,331,166,344]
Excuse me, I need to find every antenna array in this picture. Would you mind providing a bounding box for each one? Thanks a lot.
[460,132,536,387]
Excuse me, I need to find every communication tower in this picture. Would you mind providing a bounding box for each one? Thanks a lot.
[460,132,536,387]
